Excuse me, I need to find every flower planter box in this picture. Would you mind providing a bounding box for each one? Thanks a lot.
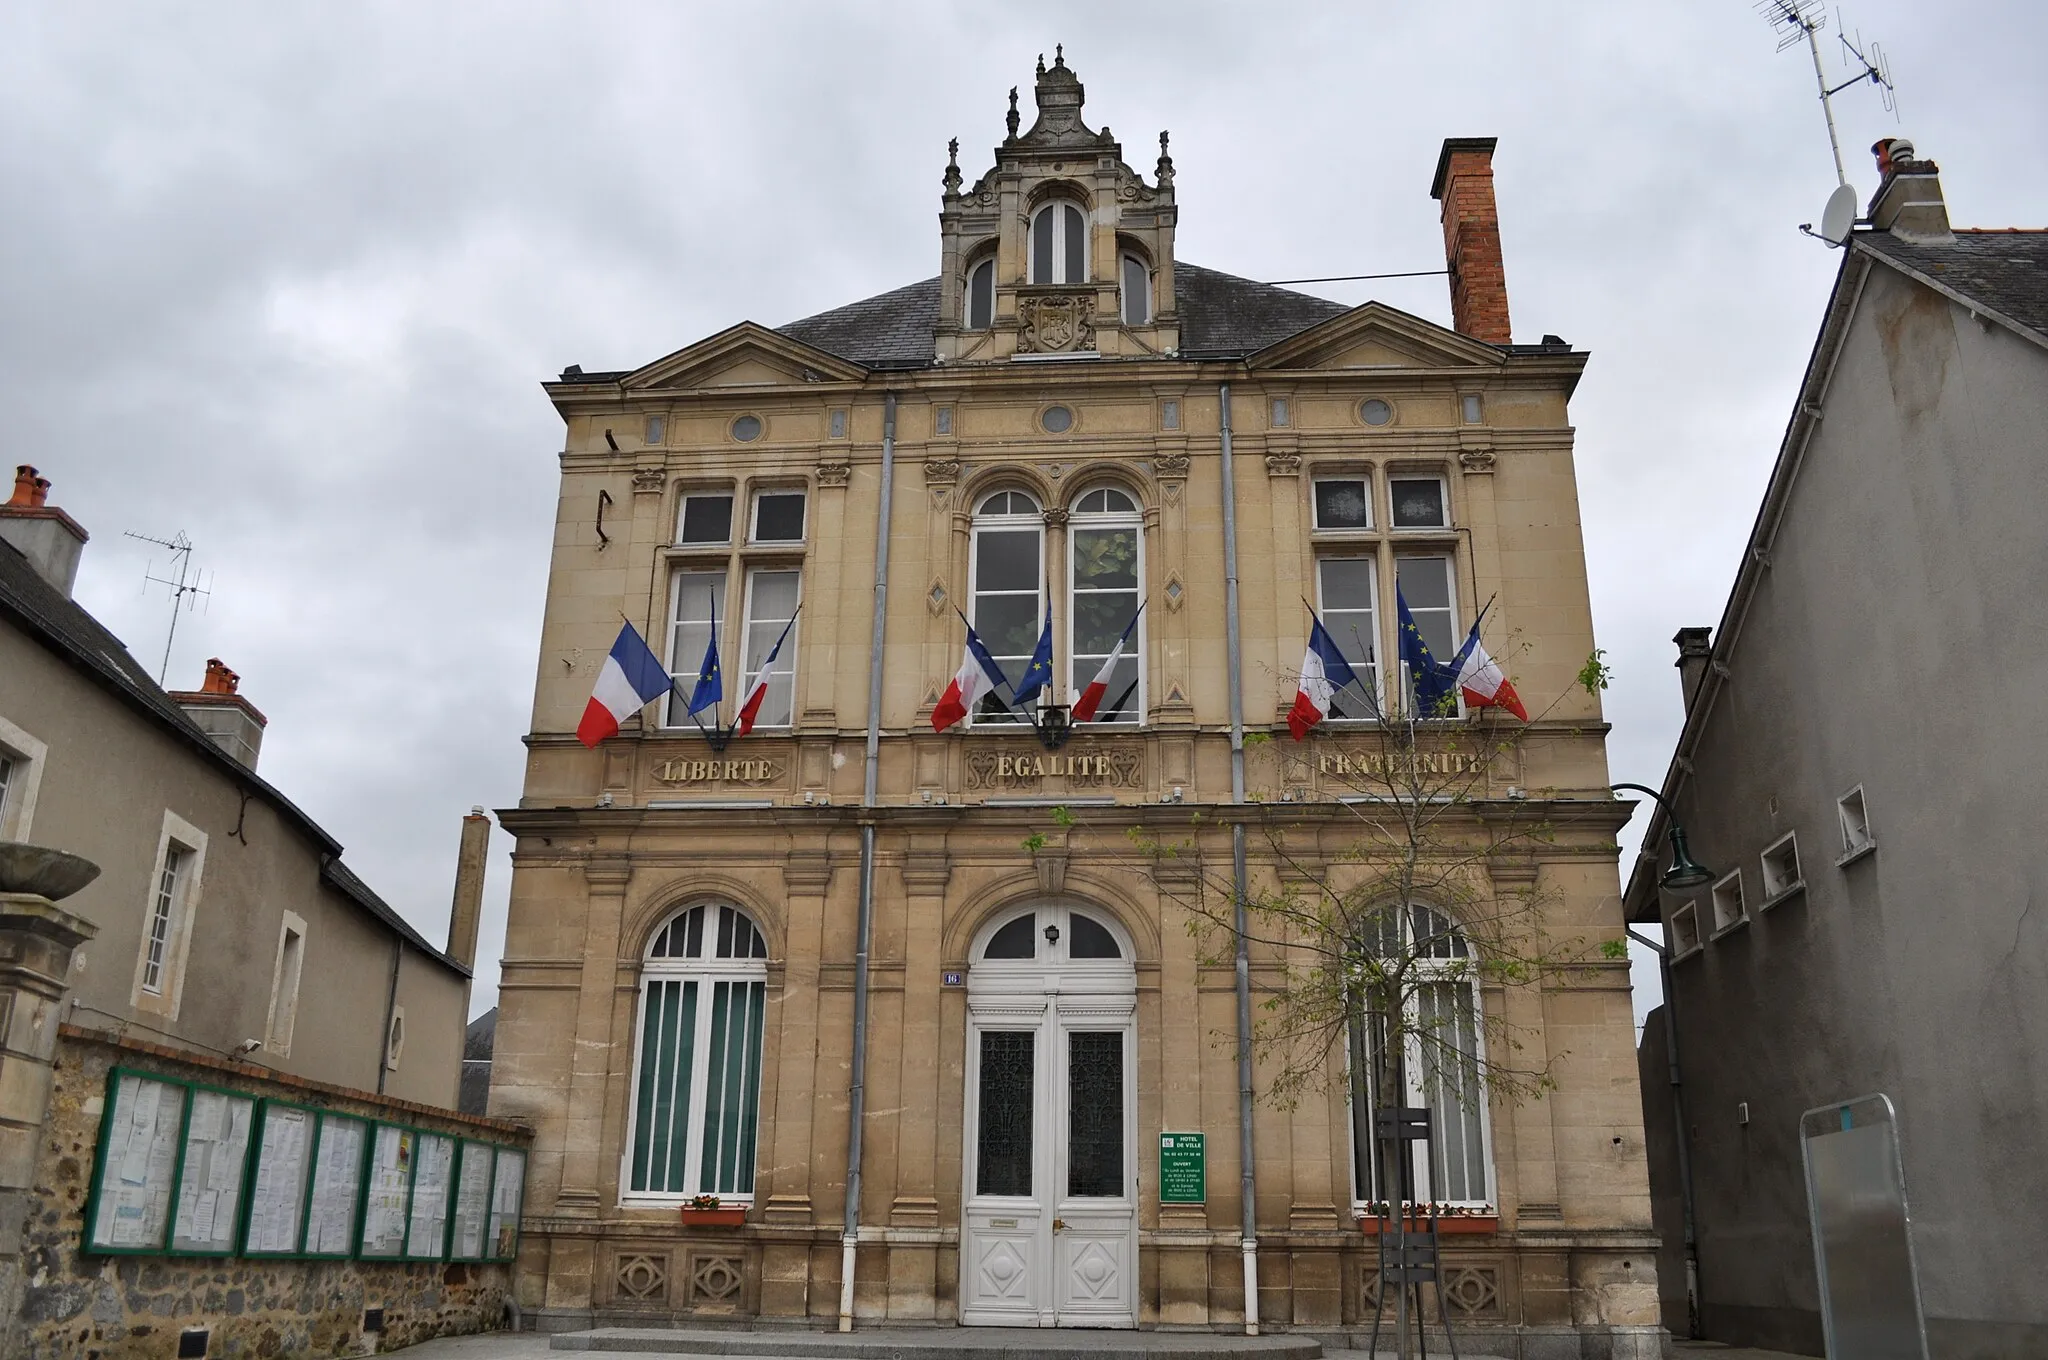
[680,1207,748,1227]
[1358,1215,1498,1236]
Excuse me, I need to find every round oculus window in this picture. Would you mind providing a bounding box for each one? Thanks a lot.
[1360,399,1394,427]
[731,414,764,442]
[1041,405,1074,434]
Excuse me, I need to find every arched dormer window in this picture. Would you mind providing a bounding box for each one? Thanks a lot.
[1030,201,1089,285]
[625,903,769,1201]
[1068,486,1142,724]
[966,257,995,331]
[1350,903,1492,1209]
[970,490,1045,725]
[1119,251,1152,325]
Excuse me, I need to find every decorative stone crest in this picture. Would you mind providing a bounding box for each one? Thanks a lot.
[632,467,666,494]
[1154,451,1190,477]
[923,457,961,485]
[1265,452,1301,477]
[1459,447,1498,473]
[815,459,851,487]
[1019,292,1096,354]
[1041,506,1070,527]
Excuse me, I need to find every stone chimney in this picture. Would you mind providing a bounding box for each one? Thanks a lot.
[446,807,491,971]
[1868,138,1955,245]
[168,659,267,769]
[1430,137,1512,344]
[1673,627,1713,711]
[0,466,90,598]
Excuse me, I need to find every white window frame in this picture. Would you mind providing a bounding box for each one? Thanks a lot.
[1119,252,1151,325]
[1837,785,1875,863]
[1348,904,1496,1212]
[1315,556,1383,723]
[1670,900,1704,959]
[0,712,49,842]
[131,811,207,1019]
[621,904,770,1205]
[1760,831,1804,906]
[1312,476,1375,533]
[663,566,729,728]
[749,488,808,546]
[738,566,801,732]
[966,257,996,331]
[1066,486,1144,725]
[676,490,736,547]
[265,910,308,1056]
[1711,869,1747,936]
[1393,554,1463,720]
[967,490,1045,728]
[1028,201,1089,285]
[386,1006,406,1071]
[1388,474,1451,530]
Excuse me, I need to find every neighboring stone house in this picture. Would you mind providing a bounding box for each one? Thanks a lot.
[462,1006,499,1117]
[0,469,522,1356]
[494,54,1659,1353]
[1626,143,2048,1357]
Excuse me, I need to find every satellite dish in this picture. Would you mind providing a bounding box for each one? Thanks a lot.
[1820,183,1859,244]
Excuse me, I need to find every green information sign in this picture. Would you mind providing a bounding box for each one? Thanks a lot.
[1159,1132,1205,1204]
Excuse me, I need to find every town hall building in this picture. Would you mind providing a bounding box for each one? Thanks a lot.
[490,53,1660,1355]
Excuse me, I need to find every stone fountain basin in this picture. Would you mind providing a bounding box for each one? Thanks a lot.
[0,843,102,900]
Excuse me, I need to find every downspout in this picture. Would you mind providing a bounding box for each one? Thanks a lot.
[841,391,896,1331]
[1218,383,1260,1335]
[377,935,402,1096]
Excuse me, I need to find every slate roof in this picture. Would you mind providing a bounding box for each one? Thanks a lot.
[0,537,467,977]
[1858,229,2048,343]
[772,261,1357,368]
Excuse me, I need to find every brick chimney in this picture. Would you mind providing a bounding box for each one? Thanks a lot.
[1868,137,1955,245]
[445,807,491,971]
[1673,627,1713,711]
[0,465,90,598]
[169,658,268,770]
[1430,137,1512,344]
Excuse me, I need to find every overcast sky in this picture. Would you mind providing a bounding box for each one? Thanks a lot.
[4,2,2043,1025]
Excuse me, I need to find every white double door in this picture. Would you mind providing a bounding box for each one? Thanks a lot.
[961,981,1137,1327]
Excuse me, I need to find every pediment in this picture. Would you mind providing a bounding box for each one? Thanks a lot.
[622,322,867,391]
[1249,302,1504,372]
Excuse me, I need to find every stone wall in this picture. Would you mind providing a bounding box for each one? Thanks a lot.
[11,1028,531,1359]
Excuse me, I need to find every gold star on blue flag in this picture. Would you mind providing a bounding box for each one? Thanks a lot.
[1010,602,1055,706]
[688,588,724,716]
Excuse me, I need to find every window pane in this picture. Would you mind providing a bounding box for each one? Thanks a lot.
[743,570,799,729]
[1072,526,1137,590]
[665,570,727,725]
[1390,478,1446,528]
[975,596,1039,661]
[1315,480,1371,530]
[1420,983,1487,1202]
[984,915,1036,959]
[1063,205,1085,283]
[1032,209,1054,284]
[1121,256,1147,325]
[977,1032,1035,1196]
[969,261,994,330]
[679,495,732,545]
[1069,914,1121,959]
[1317,558,1380,717]
[753,492,806,542]
[975,528,1039,592]
[630,979,697,1193]
[1072,592,1136,657]
[1396,557,1456,661]
[1067,1031,1124,1197]
[699,979,766,1195]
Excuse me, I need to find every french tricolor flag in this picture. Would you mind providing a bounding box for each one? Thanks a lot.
[1287,614,1363,740]
[735,611,799,737]
[1072,606,1142,722]
[576,622,674,747]
[931,622,1009,733]
[1447,620,1528,721]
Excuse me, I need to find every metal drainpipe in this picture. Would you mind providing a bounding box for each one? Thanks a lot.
[377,934,402,1096]
[1218,383,1260,1336]
[1660,946,1702,1337]
[841,391,896,1331]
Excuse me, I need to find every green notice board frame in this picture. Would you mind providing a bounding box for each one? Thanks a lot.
[82,1068,190,1255]
[1159,1131,1206,1204]
[301,1110,371,1260]
[238,1099,320,1257]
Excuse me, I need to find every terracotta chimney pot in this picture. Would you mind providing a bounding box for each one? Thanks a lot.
[7,466,37,507]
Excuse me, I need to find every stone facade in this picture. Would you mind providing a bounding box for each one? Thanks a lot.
[13,1029,529,1359]
[494,57,1659,1354]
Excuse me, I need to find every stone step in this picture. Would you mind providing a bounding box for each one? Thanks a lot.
[549,1328,1325,1360]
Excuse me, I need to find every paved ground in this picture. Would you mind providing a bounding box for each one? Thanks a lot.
[384,1330,1814,1360]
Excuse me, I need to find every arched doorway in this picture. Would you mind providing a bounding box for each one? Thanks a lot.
[960,902,1137,1328]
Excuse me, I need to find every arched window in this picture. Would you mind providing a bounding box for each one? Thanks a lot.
[1030,201,1088,284]
[970,489,1044,725]
[974,905,1126,964]
[965,258,995,331]
[625,903,769,1201]
[1119,252,1151,325]
[1349,903,1491,1208]
[1068,486,1142,724]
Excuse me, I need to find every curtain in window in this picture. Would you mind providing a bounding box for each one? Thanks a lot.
[698,979,766,1195]
[1417,982,1487,1202]
[629,979,698,1193]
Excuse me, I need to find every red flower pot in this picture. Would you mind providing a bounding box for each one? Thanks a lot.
[1358,1214,1498,1236]
[680,1207,748,1227]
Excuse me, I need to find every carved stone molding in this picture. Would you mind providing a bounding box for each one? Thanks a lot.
[632,467,667,494]
[583,854,632,893]
[782,851,834,894]
[902,851,953,893]
[1458,447,1498,474]
[1265,452,1301,477]
[614,1252,669,1304]
[1034,849,1068,895]
[686,1251,744,1308]
[815,460,851,487]
[1443,1265,1503,1318]
[1018,291,1097,354]
[924,458,962,485]
[1042,507,1070,527]
[1153,451,1190,477]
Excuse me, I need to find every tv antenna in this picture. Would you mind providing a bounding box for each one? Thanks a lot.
[1760,2,1900,245]
[124,530,212,685]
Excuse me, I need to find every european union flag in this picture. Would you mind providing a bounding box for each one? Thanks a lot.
[687,589,724,716]
[1010,602,1055,707]
[1396,585,1457,718]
